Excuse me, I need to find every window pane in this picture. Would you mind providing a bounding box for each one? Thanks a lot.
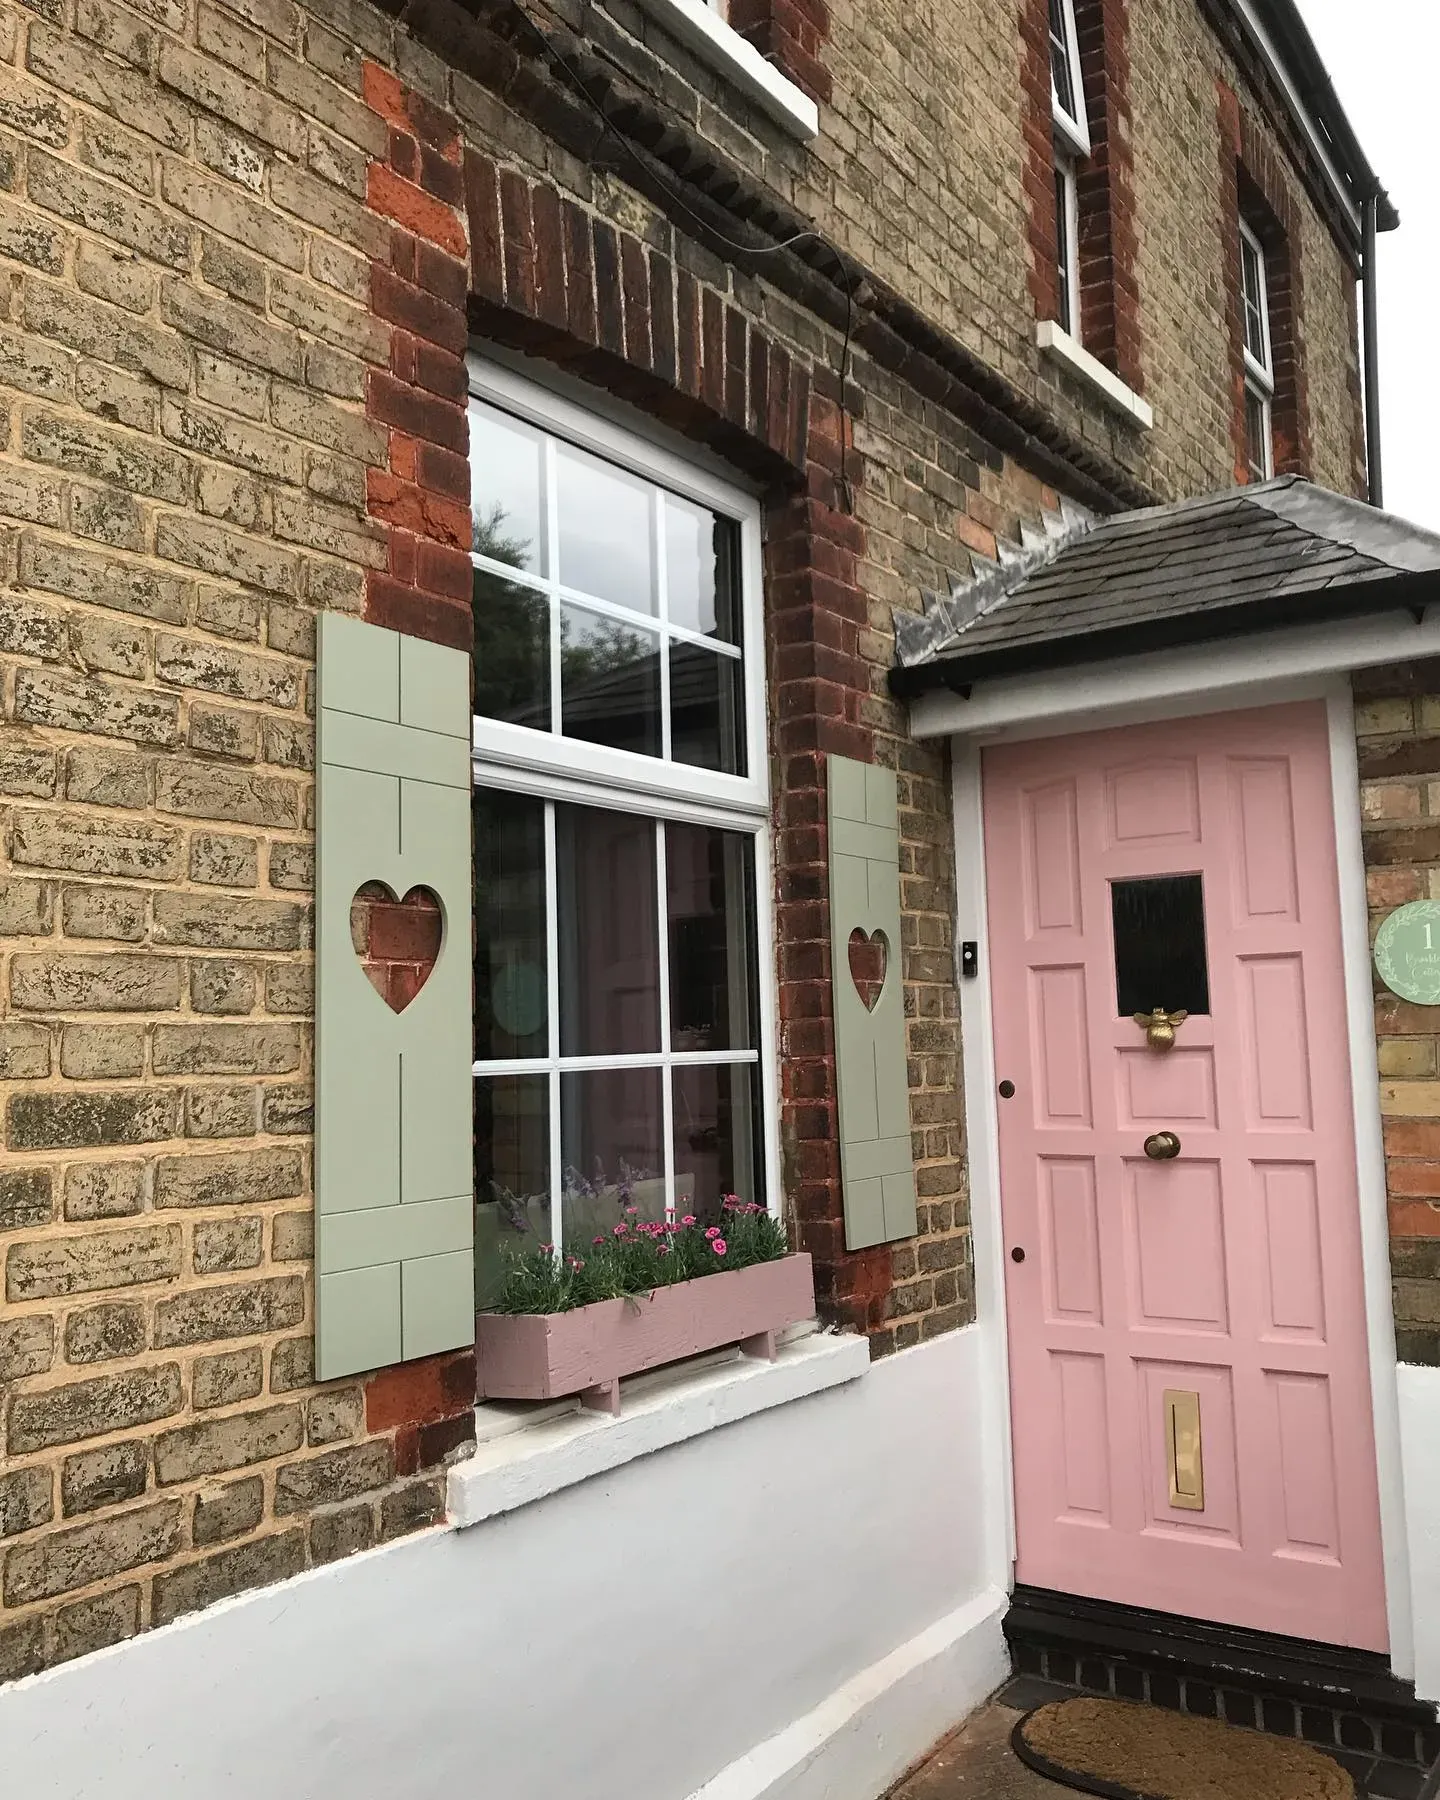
[557,804,661,1055]
[556,442,655,615]
[473,567,551,729]
[474,788,547,1061]
[665,499,741,644]
[1055,164,1074,335]
[474,1074,550,1305]
[471,402,544,576]
[1112,874,1210,1018]
[1245,387,1270,483]
[669,641,745,774]
[1049,0,1076,120]
[673,1063,763,1227]
[560,1067,665,1243]
[1241,235,1267,366]
[560,602,661,758]
[667,822,756,1051]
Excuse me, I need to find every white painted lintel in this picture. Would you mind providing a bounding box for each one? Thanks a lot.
[910,607,1440,742]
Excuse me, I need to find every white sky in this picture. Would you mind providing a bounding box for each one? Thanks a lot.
[1297,0,1439,527]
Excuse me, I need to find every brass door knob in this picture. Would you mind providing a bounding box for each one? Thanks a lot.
[1144,1131,1182,1161]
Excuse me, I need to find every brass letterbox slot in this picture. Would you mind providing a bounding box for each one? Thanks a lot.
[1164,1388,1205,1512]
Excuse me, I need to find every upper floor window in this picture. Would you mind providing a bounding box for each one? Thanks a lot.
[1239,218,1274,481]
[1049,0,1088,340]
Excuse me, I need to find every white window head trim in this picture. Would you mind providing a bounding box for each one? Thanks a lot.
[1049,0,1090,158]
[629,0,818,141]
[468,355,781,1278]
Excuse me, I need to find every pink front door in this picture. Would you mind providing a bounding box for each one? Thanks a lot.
[984,700,1388,1650]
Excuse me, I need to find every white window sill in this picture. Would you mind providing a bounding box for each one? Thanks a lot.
[628,0,820,142]
[1037,320,1155,431]
[447,1325,868,1528]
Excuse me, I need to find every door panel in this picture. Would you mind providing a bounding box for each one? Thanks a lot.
[985,700,1388,1650]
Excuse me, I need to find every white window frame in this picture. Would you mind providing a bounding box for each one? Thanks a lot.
[467,355,782,1257]
[1239,218,1275,481]
[1049,0,1090,158]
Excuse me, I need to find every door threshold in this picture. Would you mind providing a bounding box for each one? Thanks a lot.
[1004,1584,1440,1772]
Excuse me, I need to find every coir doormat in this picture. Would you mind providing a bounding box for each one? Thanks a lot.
[1011,1696,1354,1800]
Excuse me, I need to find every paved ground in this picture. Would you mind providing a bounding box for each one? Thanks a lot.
[886,1691,1063,1799]
[886,1678,1434,1800]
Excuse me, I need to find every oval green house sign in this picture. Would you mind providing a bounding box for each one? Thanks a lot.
[1374,900,1440,1005]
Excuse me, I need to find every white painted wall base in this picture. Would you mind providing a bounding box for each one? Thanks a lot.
[0,1327,1007,1800]
[1397,1364,1440,1703]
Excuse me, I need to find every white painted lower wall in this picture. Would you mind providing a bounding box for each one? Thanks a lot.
[0,1327,1009,1800]
[1398,1363,1440,1704]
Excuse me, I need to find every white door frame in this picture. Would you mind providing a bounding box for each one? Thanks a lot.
[934,637,1416,1675]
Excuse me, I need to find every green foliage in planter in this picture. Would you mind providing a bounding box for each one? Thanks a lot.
[488,1198,790,1316]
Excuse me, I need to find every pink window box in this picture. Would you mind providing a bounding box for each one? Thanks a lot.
[475,1252,816,1412]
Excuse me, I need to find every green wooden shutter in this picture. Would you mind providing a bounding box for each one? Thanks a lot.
[315,613,474,1379]
[828,754,918,1250]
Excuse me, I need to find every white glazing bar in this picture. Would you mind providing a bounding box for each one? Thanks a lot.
[544,798,562,1258]
[468,550,742,660]
[473,1050,760,1077]
[544,434,561,739]
[655,486,672,765]
[656,819,676,1213]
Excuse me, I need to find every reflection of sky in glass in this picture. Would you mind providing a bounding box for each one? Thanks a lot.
[665,497,718,636]
[556,444,654,614]
[471,404,543,574]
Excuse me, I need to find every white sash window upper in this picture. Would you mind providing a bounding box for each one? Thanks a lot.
[1239,218,1275,481]
[1049,0,1090,157]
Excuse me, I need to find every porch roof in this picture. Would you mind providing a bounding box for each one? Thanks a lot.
[889,477,1440,698]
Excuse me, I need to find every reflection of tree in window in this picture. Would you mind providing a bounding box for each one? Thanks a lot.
[472,503,550,729]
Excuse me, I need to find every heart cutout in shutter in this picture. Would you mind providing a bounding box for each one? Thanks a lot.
[848,926,889,1012]
[352,881,444,1013]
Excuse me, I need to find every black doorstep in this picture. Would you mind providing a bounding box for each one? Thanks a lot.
[1004,1584,1440,1773]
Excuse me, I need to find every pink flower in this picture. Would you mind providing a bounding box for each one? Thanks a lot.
[681,1215,696,1227]
[567,1256,584,1270]
[613,1224,627,1236]
[705,1226,721,1239]
[711,1238,727,1255]
[593,1236,606,1247]
[540,1244,554,1253]
[624,1205,638,1216]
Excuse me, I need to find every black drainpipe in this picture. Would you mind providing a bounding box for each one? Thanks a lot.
[1362,191,1384,509]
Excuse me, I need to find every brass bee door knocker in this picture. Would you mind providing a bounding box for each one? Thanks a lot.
[1134,1007,1187,1051]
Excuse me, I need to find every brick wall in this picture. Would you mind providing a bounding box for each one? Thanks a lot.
[0,0,482,1683]
[1126,0,1363,499]
[1353,665,1440,1366]
[0,0,1378,1681]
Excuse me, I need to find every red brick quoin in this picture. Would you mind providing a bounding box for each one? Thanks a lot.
[347,63,477,1452]
[1020,0,1143,392]
[362,62,474,655]
[457,154,895,1333]
[1216,79,1314,486]
[726,0,833,106]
